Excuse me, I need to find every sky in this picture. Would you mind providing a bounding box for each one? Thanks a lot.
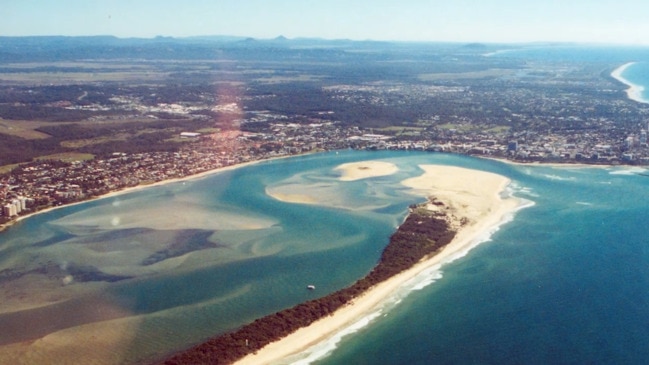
[3,0,649,45]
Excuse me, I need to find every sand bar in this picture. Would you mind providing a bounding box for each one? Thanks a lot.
[335,160,398,181]
[235,164,522,365]
[266,160,399,206]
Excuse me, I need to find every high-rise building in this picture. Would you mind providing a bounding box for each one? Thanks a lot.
[12,199,21,214]
[3,204,17,217]
[641,129,647,145]
[18,197,27,211]
[507,141,518,152]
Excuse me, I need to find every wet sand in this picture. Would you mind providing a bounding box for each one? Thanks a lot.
[335,160,398,181]
[267,160,399,206]
[611,62,648,104]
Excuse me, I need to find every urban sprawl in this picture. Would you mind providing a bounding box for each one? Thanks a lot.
[3,108,649,226]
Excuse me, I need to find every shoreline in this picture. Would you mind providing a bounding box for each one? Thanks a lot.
[233,165,522,365]
[1,154,526,364]
[0,157,282,234]
[481,155,614,169]
[1,148,639,235]
[611,62,648,104]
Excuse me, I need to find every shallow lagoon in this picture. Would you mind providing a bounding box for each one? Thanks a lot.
[2,150,649,364]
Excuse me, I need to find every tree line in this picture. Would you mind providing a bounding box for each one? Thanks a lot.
[159,200,456,365]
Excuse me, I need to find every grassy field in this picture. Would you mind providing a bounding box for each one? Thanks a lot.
[60,128,181,148]
[418,68,515,81]
[0,71,170,85]
[253,74,323,83]
[0,120,55,139]
[35,152,95,162]
[436,122,511,135]
[485,125,511,134]
[60,135,131,148]
[374,126,425,136]
[0,163,20,174]
[2,61,156,70]
[0,59,280,86]
[0,61,169,85]
[196,127,222,134]
[0,153,95,174]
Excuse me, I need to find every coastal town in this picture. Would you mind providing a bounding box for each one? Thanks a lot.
[2,107,649,228]
[3,38,649,229]
[2,32,649,365]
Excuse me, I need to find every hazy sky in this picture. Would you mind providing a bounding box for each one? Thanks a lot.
[4,0,649,44]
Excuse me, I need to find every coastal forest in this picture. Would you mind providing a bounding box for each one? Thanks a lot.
[160,199,457,364]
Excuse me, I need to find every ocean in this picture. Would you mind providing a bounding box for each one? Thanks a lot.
[617,61,649,103]
[2,150,649,364]
[315,159,649,365]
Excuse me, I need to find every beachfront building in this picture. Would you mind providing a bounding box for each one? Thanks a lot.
[1,197,31,217]
[3,203,17,217]
[507,141,519,152]
[180,132,201,138]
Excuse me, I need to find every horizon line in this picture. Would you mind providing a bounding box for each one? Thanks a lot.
[1,34,648,47]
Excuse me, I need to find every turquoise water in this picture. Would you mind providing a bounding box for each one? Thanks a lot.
[0,150,488,363]
[620,61,649,103]
[315,159,649,365]
[488,45,649,64]
[2,150,649,364]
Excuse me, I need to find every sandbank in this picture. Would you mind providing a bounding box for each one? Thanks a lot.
[266,160,399,206]
[265,191,318,205]
[611,62,648,104]
[482,156,613,169]
[334,160,398,181]
[235,165,521,365]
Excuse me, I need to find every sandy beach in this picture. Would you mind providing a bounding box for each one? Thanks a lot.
[1,157,522,365]
[611,62,648,104]
[267,160,400,206]
[235,164,521,365]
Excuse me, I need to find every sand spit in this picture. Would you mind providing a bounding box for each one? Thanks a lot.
[611,62,648,104]
[235,165,521,365]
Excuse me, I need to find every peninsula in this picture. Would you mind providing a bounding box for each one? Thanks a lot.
[159,165,519,364]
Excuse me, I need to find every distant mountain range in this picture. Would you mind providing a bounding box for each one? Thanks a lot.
[0,35,504,63]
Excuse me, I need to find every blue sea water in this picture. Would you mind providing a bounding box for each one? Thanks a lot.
[2,150,649,364]
[619,61,649,103]
[486,44,649,64]
[315,161,649,365]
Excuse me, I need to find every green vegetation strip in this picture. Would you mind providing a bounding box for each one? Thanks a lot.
[35,153,95,162]
[0,163,20,175]
[160,198,456,365]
